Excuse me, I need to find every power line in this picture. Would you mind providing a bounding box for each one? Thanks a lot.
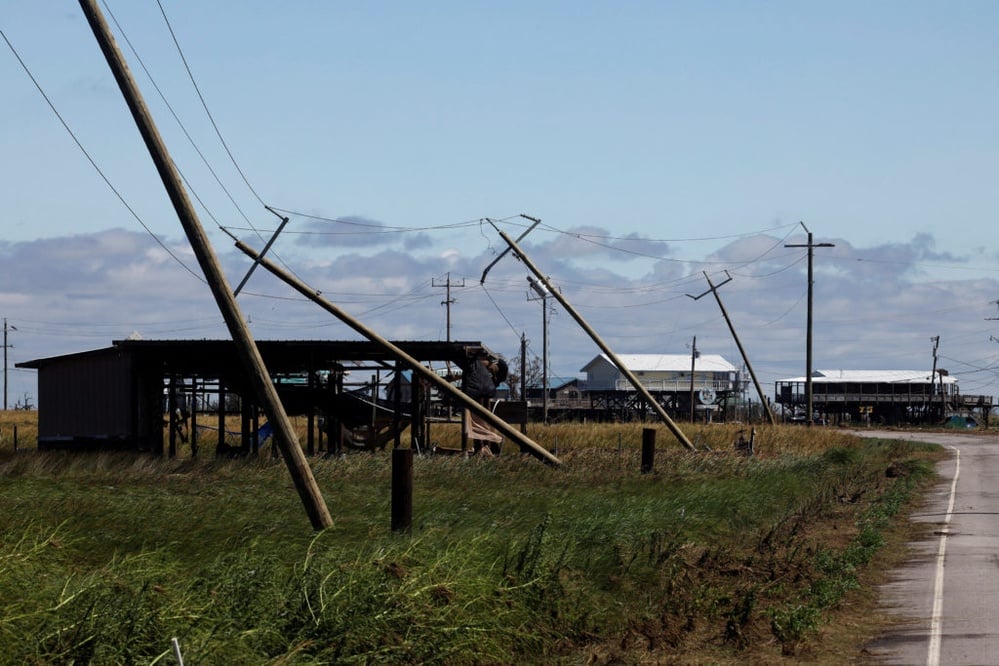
[112,1,303,285]
[0,25,204,284]
[101,0,254,232]
[155,0,266,208]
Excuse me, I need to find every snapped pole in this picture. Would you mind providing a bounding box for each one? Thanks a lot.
[231,239,561,466]
[79,0,332,530]
[494,229,696,451]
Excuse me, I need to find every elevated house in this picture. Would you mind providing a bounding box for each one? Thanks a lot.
[774,369,992,426]
[580,353,740,421]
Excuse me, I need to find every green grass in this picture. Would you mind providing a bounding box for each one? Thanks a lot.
[0,419,944,664]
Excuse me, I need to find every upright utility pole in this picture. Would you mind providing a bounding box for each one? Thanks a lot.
[687,271,776,425]
[527,276,551,423]
[785,222,835,426]
[520,333,528,401]
[433,272,465,342]
[689,336,697,423]
[80,0,332,530]
[3,318,15,411]
[930,336,944,420]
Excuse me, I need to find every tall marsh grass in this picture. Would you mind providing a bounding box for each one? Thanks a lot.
[0,414,943,663]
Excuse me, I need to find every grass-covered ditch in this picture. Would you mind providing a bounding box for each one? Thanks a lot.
[0,420,944,664]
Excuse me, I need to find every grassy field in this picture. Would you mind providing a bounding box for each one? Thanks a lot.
[0,410,945,664]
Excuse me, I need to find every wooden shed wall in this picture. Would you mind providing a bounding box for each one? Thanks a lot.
[37,351,135,442]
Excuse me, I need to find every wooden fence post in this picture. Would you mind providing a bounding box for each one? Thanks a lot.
[392,447,413,533]
[641,428,656,474]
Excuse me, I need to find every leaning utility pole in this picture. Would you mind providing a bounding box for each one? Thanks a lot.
[687,272,776,425]
[489,226,696,451]
[80,0,332,530]
[433,272,465,342]
[2,318,15,411]
[785,222,835,426]
[229,237,561,466]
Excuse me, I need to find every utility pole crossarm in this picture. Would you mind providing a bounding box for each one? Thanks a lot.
[479,215,541,285]
[233,206,291,297]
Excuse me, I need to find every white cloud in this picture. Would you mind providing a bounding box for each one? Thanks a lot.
[5,226,999,409]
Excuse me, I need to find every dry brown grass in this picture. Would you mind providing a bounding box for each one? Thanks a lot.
[0,409,36,451]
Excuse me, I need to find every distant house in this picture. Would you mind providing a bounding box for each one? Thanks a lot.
[581,353,738,394]
[773,369,991,425]
[580,353,740,421]
[524,376,583,405]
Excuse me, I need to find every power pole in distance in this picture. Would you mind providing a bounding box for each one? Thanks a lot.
[785,222,835,426]
[433,272,465,342]
[527,276,551,424]
[3,318,15,411]
[689,336,697,423]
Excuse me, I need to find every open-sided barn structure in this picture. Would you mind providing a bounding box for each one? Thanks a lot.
[579,353,741,422]
[17,338,509,454]
[774,369,993,426]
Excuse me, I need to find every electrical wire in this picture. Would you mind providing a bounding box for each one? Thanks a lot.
[155,0,266,208]
[479,284,527,342]
[263,208,520,235]
[0,24,204,284]
[101,0,251,232]
[535,220,801,244]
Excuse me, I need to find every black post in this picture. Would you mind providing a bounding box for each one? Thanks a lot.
[391,447,413,533]
[641,427,656,474]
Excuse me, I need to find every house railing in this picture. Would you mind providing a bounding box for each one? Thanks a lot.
[590,379,735,393]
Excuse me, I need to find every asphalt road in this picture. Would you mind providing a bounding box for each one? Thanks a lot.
[855,429,999,665]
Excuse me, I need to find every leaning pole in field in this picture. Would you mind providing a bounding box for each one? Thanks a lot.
[80,0,333,530]
[688,271,777,425]
[230,238,562,467]
[492,228,697,452]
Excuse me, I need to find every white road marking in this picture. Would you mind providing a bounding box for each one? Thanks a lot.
[927,445,959,666]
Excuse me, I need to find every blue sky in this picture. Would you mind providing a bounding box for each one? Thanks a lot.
[3,2,999,411]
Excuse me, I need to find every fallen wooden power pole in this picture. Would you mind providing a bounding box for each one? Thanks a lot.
[492,228,697,452]
[79,0,333,530]
[231,239,562,467]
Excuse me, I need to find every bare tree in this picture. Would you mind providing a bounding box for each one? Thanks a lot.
[509,355,545,400]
